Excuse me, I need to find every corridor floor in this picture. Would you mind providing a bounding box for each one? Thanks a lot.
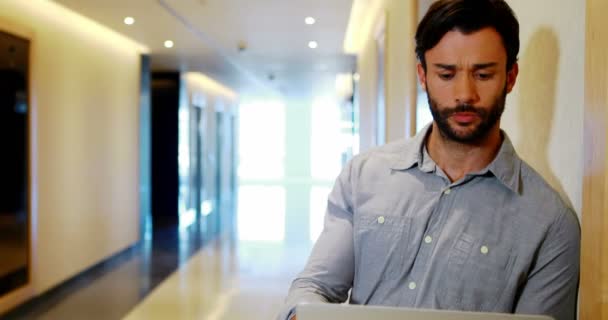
[125,238,311,320]
[2,226,312,320]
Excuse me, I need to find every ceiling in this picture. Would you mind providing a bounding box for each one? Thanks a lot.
[53,0,357,100]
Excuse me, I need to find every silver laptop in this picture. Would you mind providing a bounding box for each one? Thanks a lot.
[296,303,554,320]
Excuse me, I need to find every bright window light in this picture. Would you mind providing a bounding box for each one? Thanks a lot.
[238,101,286,180]
[237,186,285,242]
[416,89,433,132]
[311,97,343,180]
[201,200,213,216]
[179,208,196,230]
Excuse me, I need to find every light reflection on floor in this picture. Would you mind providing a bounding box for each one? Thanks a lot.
[3,185,322,319]
[123,238,312,320]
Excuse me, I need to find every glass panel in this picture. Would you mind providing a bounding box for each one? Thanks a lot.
[216,110,236,236]
[0,30,29,296]
[178,98,196,229]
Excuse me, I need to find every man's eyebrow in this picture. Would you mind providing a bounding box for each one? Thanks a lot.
[431,62,499,71]
[433,63,456,71]
[473,62,499,70]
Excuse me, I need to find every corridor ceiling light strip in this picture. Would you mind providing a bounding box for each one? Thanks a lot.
[18,1,149,53]
[308,41,318,49]
[305,17,316,25]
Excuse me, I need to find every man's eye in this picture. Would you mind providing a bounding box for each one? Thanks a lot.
[438,73,454,80]
[476,73,494,80]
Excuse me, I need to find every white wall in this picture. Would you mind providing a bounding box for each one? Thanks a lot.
[0,0,146,312]
[501,0,585,215]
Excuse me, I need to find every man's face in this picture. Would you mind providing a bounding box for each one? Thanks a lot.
[417,27,518,143]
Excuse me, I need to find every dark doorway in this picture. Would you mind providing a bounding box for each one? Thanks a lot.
[0,30,29,297]
[150,72,180,228]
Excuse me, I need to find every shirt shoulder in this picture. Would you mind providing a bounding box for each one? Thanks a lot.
[517,160,580,230]
[350,137,418,172]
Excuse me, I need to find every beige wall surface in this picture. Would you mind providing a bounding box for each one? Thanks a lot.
[501,0,585,216]
[0,0,146,310]
[352,0,418,152]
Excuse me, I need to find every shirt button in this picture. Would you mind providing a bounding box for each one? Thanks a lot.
[444,188,451,195]
[408,281,417,290]
[377,216,385,224]
[481,246,489,255]
[424,236,433,244]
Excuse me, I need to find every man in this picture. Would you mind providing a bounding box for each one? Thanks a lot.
[277,1,580,320]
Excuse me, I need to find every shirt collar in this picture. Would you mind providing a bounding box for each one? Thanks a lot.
[481,133,521,194]
[390,124,521,194]
[389,124,431,171]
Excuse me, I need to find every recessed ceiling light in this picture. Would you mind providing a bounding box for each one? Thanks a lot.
[164,40,174,48]
[308,41,318,49]
[124,17,135,25]
[305,17,316,25]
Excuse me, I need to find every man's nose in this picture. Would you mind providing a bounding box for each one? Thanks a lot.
[454,75,480,105]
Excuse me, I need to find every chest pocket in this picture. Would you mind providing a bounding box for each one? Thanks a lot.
[355,214,412,282]
[437,232,516,311]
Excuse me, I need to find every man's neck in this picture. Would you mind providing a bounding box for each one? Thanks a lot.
[426,123,503,182]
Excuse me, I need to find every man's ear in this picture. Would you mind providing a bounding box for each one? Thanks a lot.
[417,62,427,91]
[506,62,519,93]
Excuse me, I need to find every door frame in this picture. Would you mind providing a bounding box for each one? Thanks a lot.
[580,0,608,319]
[0,17,36,315]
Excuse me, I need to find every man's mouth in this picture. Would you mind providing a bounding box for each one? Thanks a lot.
[451,112,479,123]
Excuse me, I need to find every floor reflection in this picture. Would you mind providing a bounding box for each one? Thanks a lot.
[2,225,313,319]
[3,225,208,320]
[0,212,28,297]
[124,238,311,320]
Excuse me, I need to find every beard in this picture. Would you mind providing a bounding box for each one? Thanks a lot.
[427,84,507,144]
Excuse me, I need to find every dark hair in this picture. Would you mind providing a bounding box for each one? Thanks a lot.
[415,0,519,71]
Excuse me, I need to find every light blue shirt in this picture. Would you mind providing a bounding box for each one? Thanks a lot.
[278,125,580,320]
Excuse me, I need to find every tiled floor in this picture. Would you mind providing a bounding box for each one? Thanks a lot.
[2,226,211,319]
[2,225,311,320]
[126,241,309,320]
[125,238,310,320]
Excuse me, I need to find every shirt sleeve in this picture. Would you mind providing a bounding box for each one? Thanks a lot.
[514,207,581,320]
[275,160,356,320]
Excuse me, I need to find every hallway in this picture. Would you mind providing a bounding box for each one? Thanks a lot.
[3,223,312,320]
